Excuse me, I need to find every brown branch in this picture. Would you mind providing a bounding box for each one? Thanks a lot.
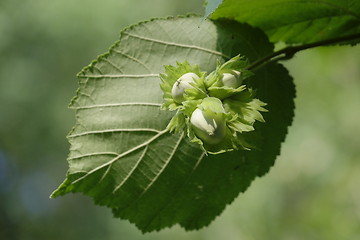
[246,33,360,71]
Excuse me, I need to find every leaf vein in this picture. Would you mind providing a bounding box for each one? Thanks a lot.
[71,102,162,110]
[71,129,168,184]
[120,132,185,210]
[112,145,149,193]
[79,74,159,79]
[68,128,162,138]
[102,58,124,73]
[143,151,205,230]
[122,32,230,59]
[112,49,152,72]
[99,162,113,183]
[68,152,119,161]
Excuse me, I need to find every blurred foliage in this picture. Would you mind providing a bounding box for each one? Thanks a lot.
[0,0,359,239]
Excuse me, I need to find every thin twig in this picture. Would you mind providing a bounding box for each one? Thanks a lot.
[246,33,360,71]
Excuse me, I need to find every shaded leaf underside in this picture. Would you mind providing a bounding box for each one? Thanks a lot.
[212,0,360,44]
[52,16,295,232]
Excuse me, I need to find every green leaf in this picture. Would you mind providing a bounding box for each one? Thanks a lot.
[211,0,360,44]
[52,16,295,232]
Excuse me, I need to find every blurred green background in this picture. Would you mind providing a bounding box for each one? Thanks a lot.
[0,0,359,239]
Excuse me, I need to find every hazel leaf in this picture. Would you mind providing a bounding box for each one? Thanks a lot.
[52,16,295,232]
[211,0,360,45]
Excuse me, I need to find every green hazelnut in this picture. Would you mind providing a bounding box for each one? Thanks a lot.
[190,108,226,145]
[171,72,199,103]
[221,70,242,88]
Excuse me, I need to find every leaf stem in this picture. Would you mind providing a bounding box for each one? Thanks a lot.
[246,33,360,70]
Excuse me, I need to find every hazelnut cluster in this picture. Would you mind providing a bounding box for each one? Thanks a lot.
[160,55,267,154]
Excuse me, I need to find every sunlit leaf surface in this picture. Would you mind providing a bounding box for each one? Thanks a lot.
[212,0,360,44]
